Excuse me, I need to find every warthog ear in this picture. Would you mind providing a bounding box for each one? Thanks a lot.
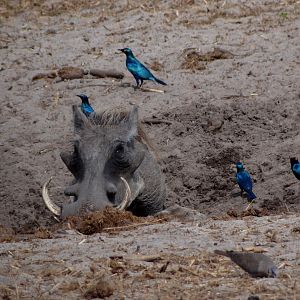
[127,106,138,141]
[72,105,88,133]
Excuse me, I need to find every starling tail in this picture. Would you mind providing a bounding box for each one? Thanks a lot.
[154,77,167,86]
[247,190,256,201]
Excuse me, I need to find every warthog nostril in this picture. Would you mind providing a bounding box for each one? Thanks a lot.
[64,184,79,197]
[106,183,117,204]
[107,191,116,203]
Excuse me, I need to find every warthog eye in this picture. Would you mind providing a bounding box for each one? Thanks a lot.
[111,142,131,169]
[69,142,84,179]
[115,143,125,155]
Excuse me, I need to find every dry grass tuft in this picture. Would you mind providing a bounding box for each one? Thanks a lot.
[182,47,234,71]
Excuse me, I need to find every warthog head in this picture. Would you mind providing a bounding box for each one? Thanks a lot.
[43,105,166,218]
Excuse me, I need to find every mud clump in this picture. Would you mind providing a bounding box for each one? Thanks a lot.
[227,207,269,218]
[67,207,164,235]
[33,227,53,239]
[84,276,114,299]
[0,225,15,242]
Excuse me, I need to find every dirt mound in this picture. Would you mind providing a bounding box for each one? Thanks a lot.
[67,207,164,235]
[1,214,299,299]
[147,96,300,216]
[0,208,165,242]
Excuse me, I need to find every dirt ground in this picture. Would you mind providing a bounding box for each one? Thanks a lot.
[0,0,300,299]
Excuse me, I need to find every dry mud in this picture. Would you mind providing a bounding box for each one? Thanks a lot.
[0,0,300,299]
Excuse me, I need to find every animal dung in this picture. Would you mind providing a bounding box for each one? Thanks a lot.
[32,71,57,81]
[32,67,124,81]
[89,69,124,79]
[58,66,85,80]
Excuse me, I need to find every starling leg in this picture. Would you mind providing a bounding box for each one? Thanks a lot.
[133,75,140,88]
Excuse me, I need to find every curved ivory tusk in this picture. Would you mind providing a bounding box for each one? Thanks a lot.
[42,177,62,216]
[116,177,132,210]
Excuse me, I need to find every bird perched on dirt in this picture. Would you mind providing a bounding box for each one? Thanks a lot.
[235,162,256,202]
[290,157,300,180]
[119,48,167,88]
[214,250,278,278]
[77,94,94,117]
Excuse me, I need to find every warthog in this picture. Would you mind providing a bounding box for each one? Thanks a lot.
[43,105,166,218]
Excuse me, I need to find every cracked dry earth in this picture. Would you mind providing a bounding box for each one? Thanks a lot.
[0,0,300,299]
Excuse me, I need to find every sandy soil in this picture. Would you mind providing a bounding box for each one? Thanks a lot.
[0,211,299,299]
[0,0,300,299]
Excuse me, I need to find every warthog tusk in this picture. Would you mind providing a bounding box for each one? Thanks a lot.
[116,177,132,210]
[42,177,61,216]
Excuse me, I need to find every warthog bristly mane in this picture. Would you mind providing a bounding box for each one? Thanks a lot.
[83,106,154,152]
